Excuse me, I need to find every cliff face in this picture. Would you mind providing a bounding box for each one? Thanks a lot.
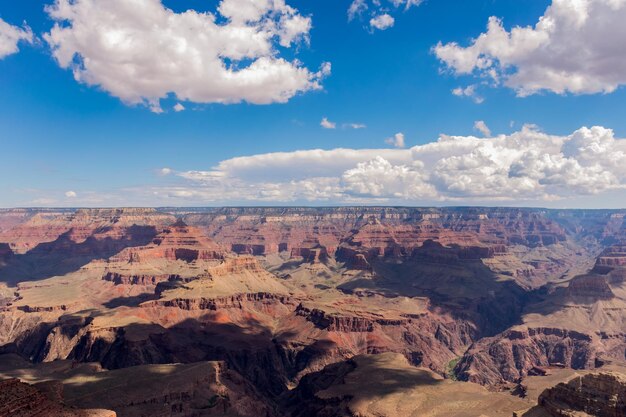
[456,327,598,385]
[106,219,226,265]
[0,208,174,255]
[183,206,568,250]
[594,243,626,272]
[566,274,615,299]
[0,378,116,417]
[538,372,626,417]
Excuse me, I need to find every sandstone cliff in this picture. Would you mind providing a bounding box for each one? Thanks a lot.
[538,372,626,417]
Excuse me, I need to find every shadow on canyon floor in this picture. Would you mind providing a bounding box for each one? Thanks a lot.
[338,248,529,337]
[0,225,157,286]
[103,293,159,308]
[6,313,339,403]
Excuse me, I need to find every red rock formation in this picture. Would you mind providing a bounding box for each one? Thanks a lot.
[538,372,626,417]
[456,327,597,385]
[0,206,624,417]
[110,219,225,264]
[102,272,180,286]
[0,208,173,254]
[566,274,615,299]
[594,243,626,272]
[148,292,295,311]
[290,246,329,264]
[184,207,569,261]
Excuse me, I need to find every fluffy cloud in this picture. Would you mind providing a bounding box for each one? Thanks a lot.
[320,117,336,129]
[156,125,626,203]
[370,14,395,31]
[452,85,484,104]
[342,157,435,198]
[64,191,77,198]
[385,132,406,148]
[0,18,33,59]
[473,121,491,137]
[434,0,626,96]
[44,0,328,111]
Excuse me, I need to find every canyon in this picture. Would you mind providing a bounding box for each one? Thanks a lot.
[0,207,624,416]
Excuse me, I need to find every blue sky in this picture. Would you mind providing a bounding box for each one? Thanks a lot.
[0,0,625,207]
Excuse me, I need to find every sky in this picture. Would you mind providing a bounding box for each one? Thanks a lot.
[0,0,625,208]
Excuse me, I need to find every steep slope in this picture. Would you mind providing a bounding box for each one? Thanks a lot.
[456,242,626,386]
[283,352,532,417]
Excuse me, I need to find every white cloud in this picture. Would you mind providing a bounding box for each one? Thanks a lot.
[385,132,406,148]
[349,0,423,30]
[473,120,491,137]
[348,0,368,20]
[173,103,185,112]
[65,191,77,198]
[44,0,328,111]
[452,85,484,103]
[434,0,626,96]
[370,14,395,31]
[158,125,626,204]
[342,156,435,198]
[344,123,367,129]
[0,18,33,59]
[320,117,337,129]
[159,168,173,176]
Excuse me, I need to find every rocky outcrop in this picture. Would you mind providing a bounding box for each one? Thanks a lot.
[456,327,597,385]
[567,274,615,299]
[102,272,180,286]
[538,372,626,417]
[204,256,268,277]
[149,292,294,311]
[295,304,409,332]
[109,219,226,264]
[59,361,275,417]
[595,244,626,270]
[0,378,115,417]
[290,247,329,264]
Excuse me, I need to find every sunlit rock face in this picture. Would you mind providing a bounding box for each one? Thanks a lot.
[538,373,626,417]
[0,207,624,416]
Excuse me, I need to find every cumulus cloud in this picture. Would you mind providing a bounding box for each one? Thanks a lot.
[385,132,406,148]
[434,0,626,96]
[473,121,491,137]
[44,0,328,111]
[370,14,395,31]
[155,125,626,204]
[320,117,336,129]
[0,18,33,59]
[65,191,77,198]
[342,156,435,198]
[173,103,185,112]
